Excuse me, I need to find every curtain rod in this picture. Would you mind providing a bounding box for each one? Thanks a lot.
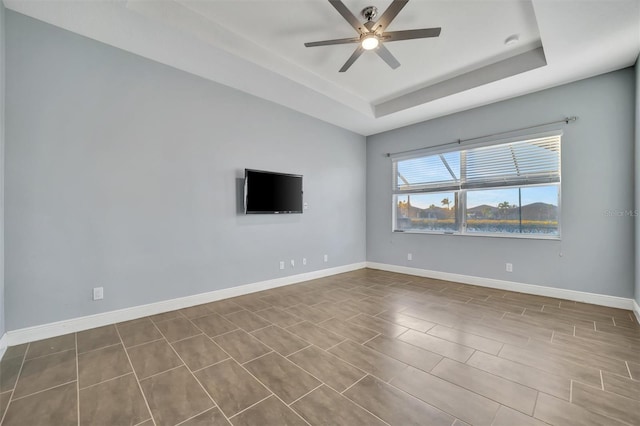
[385,116,578,158]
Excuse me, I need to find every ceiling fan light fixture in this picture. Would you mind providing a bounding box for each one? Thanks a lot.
[361,35,379,50]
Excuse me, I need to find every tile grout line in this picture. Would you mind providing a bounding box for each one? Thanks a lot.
[124,337,165,351]
[488,403,501,426]
[282,343,313,359]
[75,333,80,426]
[226,394,273,420]
[422,349,554,403]
[323,339,347,352]
[349,313,408,337]
[138,363,185,382]
[205,326,243,340]
[76,341,123,356]
[335,379,398,426]
[250,322,299,339]
[181,310,217,323]
[10,380,78,402]
[240,350,275,366]
[284,382,324,408]
[531,391,541,420]
[324,382,391,426]
[189,356,232,374]
[360,332,382,346]
[285,356,363,398]
[252,309,304,328]
[388,355,539,425]
[244,323,274,334]
[79,372,136,391]
[338,373,369,395]
[230,356,312,426]
[569,380,573,402]
[168,332,205,345]
[114,324,157,426]
[145,320,220,420]
[176,383,228,426]
[195,336,236,368]
[21,347,75,362]
[318,340,402,390]
[599,370,604,390]
[157,322,235,426]
[0,343,30,426]
[343,312,363,322]
[464,347,569,397]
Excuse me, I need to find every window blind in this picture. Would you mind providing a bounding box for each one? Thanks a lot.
[394,135,560,194]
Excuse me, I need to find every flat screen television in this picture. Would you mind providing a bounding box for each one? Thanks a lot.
[244,169,303,214]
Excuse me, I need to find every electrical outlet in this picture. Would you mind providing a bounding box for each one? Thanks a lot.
[506,263,513,272]
[324,254,328,263]
[408,253,412,261]
[93,287,104,301]
[291,259,295,267]
[302,257,307,265]
[279,261,285,270]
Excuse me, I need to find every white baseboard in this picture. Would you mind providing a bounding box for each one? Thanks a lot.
[0,334,7,360]
[5,261,637,347]
[633,299,640,324]
[366,262,636,311]
[5,262,366,346]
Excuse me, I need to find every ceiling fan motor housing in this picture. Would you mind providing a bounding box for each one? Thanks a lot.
[362,6,378,21]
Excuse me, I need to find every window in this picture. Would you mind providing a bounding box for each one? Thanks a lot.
[393,135,561,238]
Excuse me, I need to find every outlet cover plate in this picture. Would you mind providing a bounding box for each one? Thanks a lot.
[93,287,104,301]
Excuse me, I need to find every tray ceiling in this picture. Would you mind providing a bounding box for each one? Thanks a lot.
[5,0,640,135]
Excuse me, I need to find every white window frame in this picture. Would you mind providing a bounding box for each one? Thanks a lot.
[391,132,562,240]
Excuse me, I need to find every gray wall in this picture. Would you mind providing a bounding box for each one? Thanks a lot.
[633,58,640,305]
[5,11,366,330]
[367,69,636,299]
[0,3,5,338]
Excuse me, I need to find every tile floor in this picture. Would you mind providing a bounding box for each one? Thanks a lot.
[0,268,638,425]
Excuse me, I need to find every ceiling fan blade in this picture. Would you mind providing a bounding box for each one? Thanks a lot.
[382,28,441,42]
[373,0,409,33]
[329,0,367,34]
[339,46,365,72]
[376,44,400,69]
[304,37,361,47]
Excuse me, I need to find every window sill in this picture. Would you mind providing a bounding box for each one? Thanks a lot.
[393,229,561,241]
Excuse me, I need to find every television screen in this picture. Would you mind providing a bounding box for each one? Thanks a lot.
[244,169,303,214]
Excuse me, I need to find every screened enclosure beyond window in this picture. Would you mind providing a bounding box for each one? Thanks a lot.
[393,135,561,238]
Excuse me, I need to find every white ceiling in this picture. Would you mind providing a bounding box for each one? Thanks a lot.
[175,0,543,103]
[4,0,640,136]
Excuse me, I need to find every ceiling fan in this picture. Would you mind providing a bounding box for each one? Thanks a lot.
[304,0,441,72]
